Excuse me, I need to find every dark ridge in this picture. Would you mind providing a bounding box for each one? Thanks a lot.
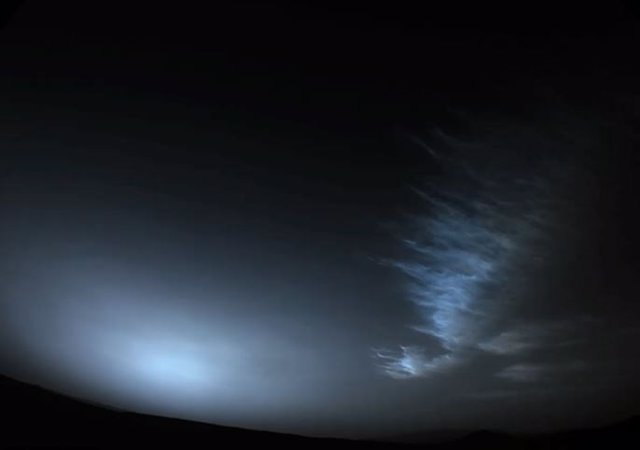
[0,374,398,449]
[2,373,639,449]
[379,429,470,445]
[442,430,522,450]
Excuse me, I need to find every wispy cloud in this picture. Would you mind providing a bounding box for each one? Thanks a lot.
[478,318,596,355]
[496,361,588,383]
[375,147,552,376]
[373,346,461,379]
[478,324,554,355]
[374,123,589,380]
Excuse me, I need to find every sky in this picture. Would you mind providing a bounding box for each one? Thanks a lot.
[1,1,640,439]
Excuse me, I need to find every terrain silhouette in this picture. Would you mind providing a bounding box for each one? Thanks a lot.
[2,374,638,449]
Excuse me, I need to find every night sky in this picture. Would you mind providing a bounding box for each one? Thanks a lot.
[1,1,640,439]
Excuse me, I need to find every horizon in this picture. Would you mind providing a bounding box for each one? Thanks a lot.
[2,372,639,442]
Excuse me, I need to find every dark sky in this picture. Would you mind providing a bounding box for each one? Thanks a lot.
[1,1,640,438]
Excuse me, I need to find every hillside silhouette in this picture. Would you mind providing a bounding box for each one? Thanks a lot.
[2,374,638,449]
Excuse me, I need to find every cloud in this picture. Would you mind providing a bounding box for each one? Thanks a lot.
[496,363,551,383]
[373,118,602,382]
[496,361,588,383]
[478,328,544,355]
[373,346,461,379]
[374,128,559,378]
[478,317,597,356]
